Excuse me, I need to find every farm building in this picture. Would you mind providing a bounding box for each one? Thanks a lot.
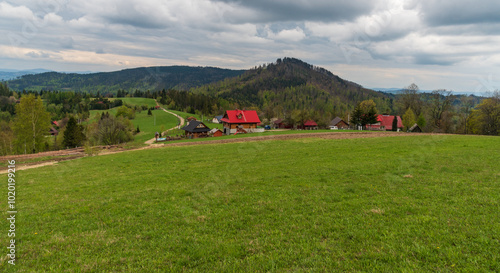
[330,117,349,129]
[221,109,264,135]
[210,128,223,137]
[181,120,211,138]
[303,120,318,130]
[366,115,403,131]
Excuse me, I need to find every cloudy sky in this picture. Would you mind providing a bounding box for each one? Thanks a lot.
[1,0,500,92]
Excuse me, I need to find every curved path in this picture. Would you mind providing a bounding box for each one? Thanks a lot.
[144,101,185,145]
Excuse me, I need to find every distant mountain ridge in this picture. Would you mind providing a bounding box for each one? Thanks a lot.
[191,57,394,115]
[7,66,246,92]
[0,69,53,81]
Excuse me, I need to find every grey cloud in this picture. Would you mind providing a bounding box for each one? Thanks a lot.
[413,54,461,66]
[214,0,377,23]
[419,1,500,26]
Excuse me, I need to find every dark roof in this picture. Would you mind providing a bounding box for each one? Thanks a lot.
[215,115,223,121]
[181,120,211,133]
[330,117,349,126]
[274,119,283,124]
[409,123,421,132]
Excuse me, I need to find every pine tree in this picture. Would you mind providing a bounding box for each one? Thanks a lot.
[392,116,398,131]
[63,116,85,148]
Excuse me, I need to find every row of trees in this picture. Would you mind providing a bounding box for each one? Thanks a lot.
[395,84,488,134]
[0,92,136,156]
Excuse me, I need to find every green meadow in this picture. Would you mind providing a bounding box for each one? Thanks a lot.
[1,135,499,271]
[90,98,179,145]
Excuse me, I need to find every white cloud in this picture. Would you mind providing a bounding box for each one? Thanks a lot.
[0,2,34,20]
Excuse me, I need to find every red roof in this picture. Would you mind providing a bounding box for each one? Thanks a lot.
[304,120,318,126]
[220,110,261,124]
[52,121,59,127]
[377,115,402,130]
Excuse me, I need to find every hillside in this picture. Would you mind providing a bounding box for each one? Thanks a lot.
[7,66,245,93]
[3,134,499,271]
[191,57,393,116]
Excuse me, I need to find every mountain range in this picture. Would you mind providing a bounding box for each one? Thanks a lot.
[6,66,245,92]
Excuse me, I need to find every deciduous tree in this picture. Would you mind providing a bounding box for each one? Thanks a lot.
[403,108,416,131]
[13,94,51,154]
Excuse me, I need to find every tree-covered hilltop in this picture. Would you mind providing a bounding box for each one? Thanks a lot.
[7,66,246,93]
[191,57,394,119]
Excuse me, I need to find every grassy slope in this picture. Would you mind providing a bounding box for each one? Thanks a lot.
[2,135,499,271]
[112,97,158,108]
[90,98,180,144]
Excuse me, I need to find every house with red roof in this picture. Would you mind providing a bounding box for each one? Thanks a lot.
[366,115,403,131]
[303,120,318,130]
[220,110,263,135]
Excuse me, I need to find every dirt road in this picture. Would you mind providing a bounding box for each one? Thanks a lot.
[144,102,185,145]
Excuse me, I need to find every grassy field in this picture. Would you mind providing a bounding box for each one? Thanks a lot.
[2,135,499,271]
[89,98,180,144]
[111,97,158,108]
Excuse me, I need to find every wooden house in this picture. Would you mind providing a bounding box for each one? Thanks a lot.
[221,110,263,135]
[330,117,349,129]
[303,120,318,130]
[181,120,211,138]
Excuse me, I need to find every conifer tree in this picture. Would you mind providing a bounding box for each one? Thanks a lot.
[63,116,85,148]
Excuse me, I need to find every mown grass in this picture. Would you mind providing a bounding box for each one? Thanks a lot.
[1,135,499,271]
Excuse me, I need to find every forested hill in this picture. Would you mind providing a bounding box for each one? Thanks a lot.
[7,66,245,93]
[191,57,393,115]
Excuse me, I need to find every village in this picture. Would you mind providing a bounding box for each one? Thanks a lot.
[162,109,421,141]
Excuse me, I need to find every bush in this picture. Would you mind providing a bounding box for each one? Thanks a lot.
[116,105,136,119]
[90,113,134,145]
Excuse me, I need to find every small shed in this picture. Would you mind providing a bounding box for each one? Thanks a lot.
[181,120,211,138]
[408,123,422,132]
[303,120,318,130]
[210,128,223,137]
